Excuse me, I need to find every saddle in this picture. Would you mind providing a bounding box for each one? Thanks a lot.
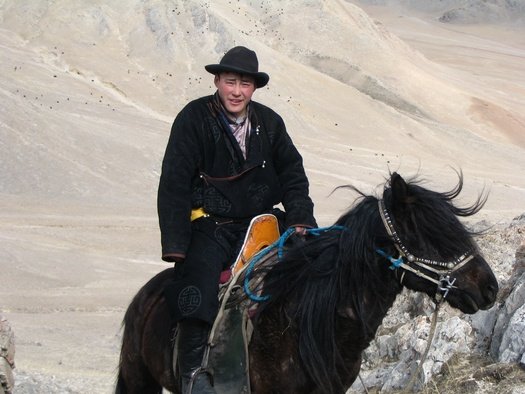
[207,214,280,394]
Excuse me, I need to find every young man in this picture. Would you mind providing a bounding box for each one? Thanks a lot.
[157,46,317,393]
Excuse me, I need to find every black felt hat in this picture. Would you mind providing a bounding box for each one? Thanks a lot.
[205,46,269,88]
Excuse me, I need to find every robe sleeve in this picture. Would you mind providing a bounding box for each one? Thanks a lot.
[157,105,201,261]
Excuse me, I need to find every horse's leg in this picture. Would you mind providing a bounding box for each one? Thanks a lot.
[116,328,163,394]
[116,269,178,394]
[142,297,180,393]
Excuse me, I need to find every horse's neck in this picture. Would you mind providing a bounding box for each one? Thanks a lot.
[338,279,402,348]
[365,285,400,334]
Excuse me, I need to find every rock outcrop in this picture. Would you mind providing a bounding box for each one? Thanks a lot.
[0,315,15,394]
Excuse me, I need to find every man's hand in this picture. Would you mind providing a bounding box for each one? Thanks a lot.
[294,226,307,235]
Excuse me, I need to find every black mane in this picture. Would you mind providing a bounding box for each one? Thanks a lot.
[255,173,486,394]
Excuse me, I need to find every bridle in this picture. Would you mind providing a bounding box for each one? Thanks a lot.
[376,199,476,300]
[372,198,479,393]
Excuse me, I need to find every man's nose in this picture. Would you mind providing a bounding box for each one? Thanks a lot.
[232,82,241,95]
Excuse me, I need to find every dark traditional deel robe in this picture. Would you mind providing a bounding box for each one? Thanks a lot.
[158,94,316,323]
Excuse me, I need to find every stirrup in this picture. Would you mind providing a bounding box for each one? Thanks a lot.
[184,367,215,394]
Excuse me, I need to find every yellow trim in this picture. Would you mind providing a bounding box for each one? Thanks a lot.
[191,207,208,221]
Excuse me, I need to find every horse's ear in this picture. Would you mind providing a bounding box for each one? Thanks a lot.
[390,172,410,206]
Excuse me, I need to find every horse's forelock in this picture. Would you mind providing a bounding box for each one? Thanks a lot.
[388,172,487,218]
[384,175,486,261]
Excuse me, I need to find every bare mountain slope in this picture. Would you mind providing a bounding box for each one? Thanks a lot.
[1,0,524,222]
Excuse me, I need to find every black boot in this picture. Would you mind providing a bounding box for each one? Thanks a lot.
[177,319,216,394]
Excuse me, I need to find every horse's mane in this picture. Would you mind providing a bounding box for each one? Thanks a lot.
[255,191,386,393]
[255,173,486,394]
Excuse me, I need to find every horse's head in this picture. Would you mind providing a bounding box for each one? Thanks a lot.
[379,172,498,314]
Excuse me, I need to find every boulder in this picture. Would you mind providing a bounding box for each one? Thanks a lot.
[0,315,15,394]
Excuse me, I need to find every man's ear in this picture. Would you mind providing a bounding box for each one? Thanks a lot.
[214,74,220,88]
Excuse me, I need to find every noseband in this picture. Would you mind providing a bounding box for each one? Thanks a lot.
[376,199,476,300]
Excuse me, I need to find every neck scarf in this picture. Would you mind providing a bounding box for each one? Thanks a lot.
[211,93,251,159]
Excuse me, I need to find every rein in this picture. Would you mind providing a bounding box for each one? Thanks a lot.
[243,225,346,302]
[375,199,475,301]
[402,300,442,393]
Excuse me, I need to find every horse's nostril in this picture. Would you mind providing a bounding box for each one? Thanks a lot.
[486,282,499,301]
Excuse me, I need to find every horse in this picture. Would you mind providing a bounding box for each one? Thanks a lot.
[115,172,498,394]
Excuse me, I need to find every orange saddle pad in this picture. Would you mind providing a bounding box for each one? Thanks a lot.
[231,214,280,276]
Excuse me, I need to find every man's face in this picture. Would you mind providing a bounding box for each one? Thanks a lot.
[214,72,256,117]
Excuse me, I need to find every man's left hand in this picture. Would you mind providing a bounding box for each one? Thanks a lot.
[294,226,307,235]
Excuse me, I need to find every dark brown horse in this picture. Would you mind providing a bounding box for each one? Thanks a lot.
[116,172,498,394]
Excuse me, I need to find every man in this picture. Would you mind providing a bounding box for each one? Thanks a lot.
[158,46,317,393]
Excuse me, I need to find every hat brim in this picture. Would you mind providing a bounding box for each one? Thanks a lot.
[205,64,269,88]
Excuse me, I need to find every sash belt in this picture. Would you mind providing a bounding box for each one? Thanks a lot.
[190,207,209,222]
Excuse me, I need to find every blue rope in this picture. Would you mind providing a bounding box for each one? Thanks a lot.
[243,225,347,302]
[306,225,347,236]
[243,227,295,302]
[277,227,296,259]
[376,248,404,270]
